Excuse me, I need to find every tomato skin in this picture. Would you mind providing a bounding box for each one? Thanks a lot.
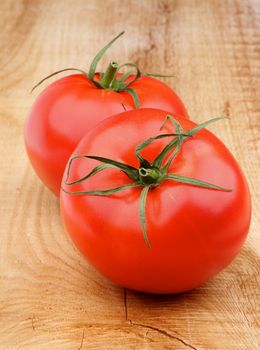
[25,74,188,195]
[60,109,251,294]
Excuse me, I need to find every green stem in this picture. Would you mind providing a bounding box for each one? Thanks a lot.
[100,61,119,88]
[139,168,161,186]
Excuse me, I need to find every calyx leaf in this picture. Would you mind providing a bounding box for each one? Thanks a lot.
[63,115,232,248]
[31,32,175,109]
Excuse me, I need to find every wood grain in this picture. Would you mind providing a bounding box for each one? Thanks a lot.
[0,0,259,349]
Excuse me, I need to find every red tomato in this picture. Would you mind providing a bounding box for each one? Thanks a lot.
[60,109,251,294]
[25,74,188,195]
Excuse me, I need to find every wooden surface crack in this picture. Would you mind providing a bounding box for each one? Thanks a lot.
[78,329,85,350]
[123,289,198,349]
[26,315,36,331]
[129,321,199,350]
[123,288,128,321]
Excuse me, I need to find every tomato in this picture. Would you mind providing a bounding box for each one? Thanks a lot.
[60,109,251,294]
[24,32,188,195]
[25,74,188,195]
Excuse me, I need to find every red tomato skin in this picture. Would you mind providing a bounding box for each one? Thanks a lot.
[60,109,251,294]
[25,74,188,195]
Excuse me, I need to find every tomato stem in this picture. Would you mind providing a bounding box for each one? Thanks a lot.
[139,167,162,186]
[100,61,119,88]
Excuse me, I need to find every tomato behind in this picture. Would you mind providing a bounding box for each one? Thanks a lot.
[25,74,188,195]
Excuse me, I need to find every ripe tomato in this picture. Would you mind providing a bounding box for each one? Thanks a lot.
[25,31,188,195]
[60,109,251,294]
[25,74,188,195]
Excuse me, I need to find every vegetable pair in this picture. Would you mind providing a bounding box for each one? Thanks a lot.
[25,33,251,294]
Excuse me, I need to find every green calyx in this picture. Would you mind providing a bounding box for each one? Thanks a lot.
[62,115,232,249]
[31,31,173,108]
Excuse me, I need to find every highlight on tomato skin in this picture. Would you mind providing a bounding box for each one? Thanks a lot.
[60,108,251,294]
[25,31,188,196]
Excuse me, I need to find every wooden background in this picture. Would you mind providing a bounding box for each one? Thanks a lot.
[0,0,259,349]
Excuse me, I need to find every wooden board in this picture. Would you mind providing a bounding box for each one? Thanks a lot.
[0,0,259,349]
